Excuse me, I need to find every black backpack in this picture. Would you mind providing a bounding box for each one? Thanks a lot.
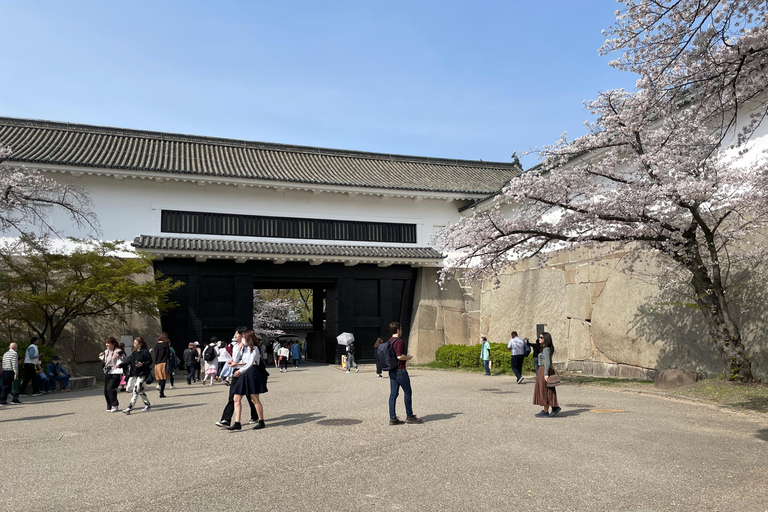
[203,345,216,362]
[377,338,400,372]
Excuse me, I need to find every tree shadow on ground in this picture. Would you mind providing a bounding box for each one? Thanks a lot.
[738,396,768,413]
[268,412,325,428]
[0,412,75,422]
[420,412,462,422]
[755,428,768,443]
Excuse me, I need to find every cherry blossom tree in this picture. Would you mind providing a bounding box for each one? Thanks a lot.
[252,291,298,339]
[436,0,768,381]
[0,143,96,237]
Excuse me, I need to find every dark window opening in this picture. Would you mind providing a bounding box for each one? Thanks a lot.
[161,210,417,244]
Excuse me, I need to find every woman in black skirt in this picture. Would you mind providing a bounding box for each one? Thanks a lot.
[227,330,268,431]
[532,332,560,417]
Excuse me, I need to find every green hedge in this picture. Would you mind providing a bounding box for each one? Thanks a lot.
[435,343,534,373]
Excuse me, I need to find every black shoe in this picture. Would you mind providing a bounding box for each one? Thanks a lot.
[406,415,423,424]
[226,422,241,431]
[535,410,549,417]
[158,394,166,398]
[549,407,561,417]
[252,420,265,430]
[389,417,404,426]
[215,420,230,427]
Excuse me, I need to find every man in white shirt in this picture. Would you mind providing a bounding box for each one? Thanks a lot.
[507,331,526,384]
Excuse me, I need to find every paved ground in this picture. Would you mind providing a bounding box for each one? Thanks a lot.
[1,363,766,512]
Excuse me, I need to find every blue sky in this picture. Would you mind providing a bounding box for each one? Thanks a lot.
[0,1,631,169]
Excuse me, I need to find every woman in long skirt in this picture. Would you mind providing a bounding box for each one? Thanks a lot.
[227,331,268,431]
[153,332,171,398]
[533,332,561,417]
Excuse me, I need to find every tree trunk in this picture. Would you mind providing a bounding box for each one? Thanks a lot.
[673,222,752,382]
[677,224,752,382]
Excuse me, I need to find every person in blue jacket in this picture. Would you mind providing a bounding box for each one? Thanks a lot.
[290,341,302,368]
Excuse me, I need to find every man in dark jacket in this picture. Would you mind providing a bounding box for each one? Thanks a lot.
[183,342,198,385]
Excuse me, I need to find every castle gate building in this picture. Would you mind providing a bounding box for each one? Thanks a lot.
[0,117,520,362]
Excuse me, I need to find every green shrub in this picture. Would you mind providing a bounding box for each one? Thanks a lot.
[435,343,534,374]
[0,340,58,363]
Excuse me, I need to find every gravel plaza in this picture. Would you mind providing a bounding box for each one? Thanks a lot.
[1,363,766,512]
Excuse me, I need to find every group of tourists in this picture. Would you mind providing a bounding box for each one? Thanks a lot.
[2,321,559,424]
[0,338,71,405]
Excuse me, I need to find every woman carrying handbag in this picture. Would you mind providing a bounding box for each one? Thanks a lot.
[532,332,561,417]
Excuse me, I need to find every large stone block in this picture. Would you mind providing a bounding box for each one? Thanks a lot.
[567,319,592,360]
[565,284,593,320]
[581,360,618,377]
[483,268,566,343]
[616,365,655,380]
[443,308,470,346]
[654,368,697,388]
[411,330,444,364]
[413,305,438,331]
[591,268,716,371]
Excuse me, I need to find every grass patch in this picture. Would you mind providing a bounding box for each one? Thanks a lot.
[669,380,768,413]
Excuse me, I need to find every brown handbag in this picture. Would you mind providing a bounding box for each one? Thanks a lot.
[546,373,561,387]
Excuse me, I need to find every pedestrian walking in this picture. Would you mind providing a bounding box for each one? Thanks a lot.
[215,326,258,427]
[385,322,422,425]
[20,336,42,397]
[183,342,198,385]
[201,338,219,385]
[480,336,491,376]
[122,337,152,414]
[373,337,384,378]
[168,345,180,389]
[291,341,301,368]
[153,333,171,398]
[100,336,125,412]
[216,340,230,380]
[345,341,359,373]
[277,343,290,373]
[507,331,526,383]
[533,332,561,417]
[226,330,268,431]
[1,342,22,405]
[194,341,202,382]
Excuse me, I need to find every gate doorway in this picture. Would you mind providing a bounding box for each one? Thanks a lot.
[154,258,417,364]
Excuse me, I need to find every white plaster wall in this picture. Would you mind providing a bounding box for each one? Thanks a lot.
[47,172,470,249]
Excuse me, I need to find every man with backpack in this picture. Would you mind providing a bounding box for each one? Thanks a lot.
[378,321,422,426]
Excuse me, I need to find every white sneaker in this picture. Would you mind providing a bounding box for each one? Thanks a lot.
[169,386,176,389]
[122,408,131,415]
[355,367,359,373]
[155,385,160,390]
[345,370,351,373]
[143,405,151,412]
[108,406,118,413]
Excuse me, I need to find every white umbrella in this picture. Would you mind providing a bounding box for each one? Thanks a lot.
[336,332,354,346]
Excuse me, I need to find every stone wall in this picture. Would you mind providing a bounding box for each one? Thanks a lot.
[410,247,768,381]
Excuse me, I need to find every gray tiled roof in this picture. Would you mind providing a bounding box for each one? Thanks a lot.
[0,117,520,195]
[132,235,443,261]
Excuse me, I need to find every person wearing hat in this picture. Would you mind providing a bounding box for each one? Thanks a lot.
[46,356,70,392]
